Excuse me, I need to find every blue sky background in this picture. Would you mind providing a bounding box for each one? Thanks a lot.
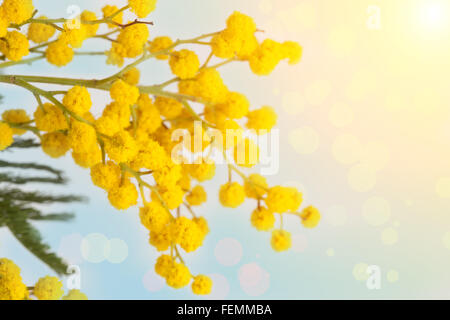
[1,0,450,300]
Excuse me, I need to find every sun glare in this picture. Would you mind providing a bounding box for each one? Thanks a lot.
[421,2,447,29]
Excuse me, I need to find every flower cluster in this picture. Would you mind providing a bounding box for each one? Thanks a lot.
[0,0,320,296]
[0,258,87,300]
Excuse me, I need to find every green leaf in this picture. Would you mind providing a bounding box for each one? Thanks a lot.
[8,138,41,149]
[0,188,85,204]
[0,146,86,274]
[27,212,75,222]
[0,173,64,184]
[0,159,65,181]
[3,205,69,275]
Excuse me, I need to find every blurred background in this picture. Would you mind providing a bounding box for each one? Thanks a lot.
[1,0,450,299]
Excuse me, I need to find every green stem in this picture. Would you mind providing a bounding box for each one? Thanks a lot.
[174,245,185,264]
[74,51,106,56]
[82,5,130,25]
[120,164,172,215]
[183,202,197,218]
[0,55,44,69]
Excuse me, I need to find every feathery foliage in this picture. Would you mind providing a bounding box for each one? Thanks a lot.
[0,138,85,275]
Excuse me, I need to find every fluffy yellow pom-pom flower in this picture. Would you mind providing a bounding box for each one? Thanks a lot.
[187,161,216,182]
[0,31,29,61]
[265,186,302,214]
[211,11,257,59]
[155,254,173,278]
[246,106,277,133]
[191,275,212,295]
[139,201,171,232]
[102,5,123,28]
[115,24,149,58]
[169,49,200,80]
[233,138,259,168]
[0,122,14,151]
[1,109,30,135]
[170,217,205,252]
[244,173,268,199]
[110,79,140,107]
[45,40,74,67]
[122,67,140,86]
[216,91,249,119]
[251,207,275,231]
[152,185,185,210]
[149,36,173,59]
[153,164,182,188]
[62,289,88,300]
[68,120,98,153]
[95,115,121,136]
[282,41,303,64]
[90,161,122,191]
[41,132,70,158]
[249,39,284,76]
[72,145,102,169]
[129,0,157,18]
[270,229,291,252]
[0,9,8,38]
[165,262,191,289]
[81,10,99,38]
[149,229,171,252]
[131,139,168,171]
[1,0,34,24]
[108,179,139,210]
[193,217,210,236]
[33,276,64,300]
[27,16,56,44]
[300,206,321,228]
[63,86,92,115]
[103,101,132,129]
[34,102,68,132]
[219,182,245,208]
[105,130,138,163]
[0,258,28,300]
[226,11,257,36]
[186,185,207,206]
[154,96,183,119]
[59,22,88,48]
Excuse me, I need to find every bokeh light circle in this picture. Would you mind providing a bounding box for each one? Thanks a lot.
[442,232,450,250]
[329,102,354,127]
[207,274,230,300]
[289,126,320,155]
[436,177,450,198]
[305,80,331,106]
[282,91,306,115]
[325,205,348,227]
[214,238,243,266]
[381,227,398,245]
[81,233,110,263]
[238,263,270,297]
[106,238,128,264]
[332,134,362,165]
[326,248,335,257]
[387,269,399,283]
[142,270,165,292]
[58,233,83,265]
[291,234,308,253]
[362,197,391,226]
[353,263,369,281]
[348,164,377,192]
